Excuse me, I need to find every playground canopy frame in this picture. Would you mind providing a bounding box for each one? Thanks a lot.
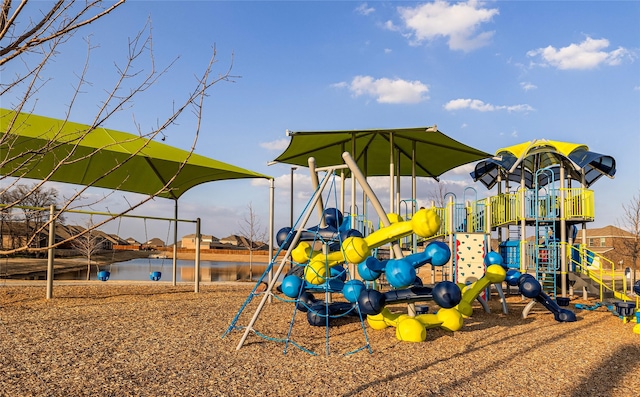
[273,126,491,178]
[1,109,274,295]
[470,139,616,190]
[0,108,271,199]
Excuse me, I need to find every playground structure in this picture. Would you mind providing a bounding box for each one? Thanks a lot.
[225,153,484,353]
[224,137,635,355]
[428,139,637,326]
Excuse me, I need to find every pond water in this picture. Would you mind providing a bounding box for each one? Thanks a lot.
[57,258,282,283]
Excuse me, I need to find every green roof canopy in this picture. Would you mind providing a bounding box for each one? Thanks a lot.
[1,109,271,200]
[273,127,490,178]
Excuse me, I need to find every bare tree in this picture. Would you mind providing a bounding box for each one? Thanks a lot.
[237,202,267,281]
[70,219,105,280]
[618,191,640,285]
[5,183,61,254]
[426,181,447,208]
[1,1,235,255]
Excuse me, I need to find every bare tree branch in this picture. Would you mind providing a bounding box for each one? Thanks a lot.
[0,1,237,256]
[617,190,640,285]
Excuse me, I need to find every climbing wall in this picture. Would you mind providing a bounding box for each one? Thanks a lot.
[455,233,487,289]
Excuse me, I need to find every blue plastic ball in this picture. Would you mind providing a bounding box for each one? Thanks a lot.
[424,241,451,266]
[519,275,541,298]
[385,259,416,289]
[484,251,504,267]
[330,265,347,282]
[343,280,366,303]
[323,208,343,229]
[358,260,382,281]
[357,289,386,315]
[307,304,328,326]
[505,269,522,286]
[276,227,293,249]
[341,228,363,239]
[281,274,304,298]
[432,281,462,308]
[296,292,316,312]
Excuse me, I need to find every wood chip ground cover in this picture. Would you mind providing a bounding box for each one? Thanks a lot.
[0,283,639,396]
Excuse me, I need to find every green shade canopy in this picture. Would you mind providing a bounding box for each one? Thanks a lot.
[273,127,491,178]
[1,109,271,200]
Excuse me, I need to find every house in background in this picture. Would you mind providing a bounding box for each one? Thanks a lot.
[581,225,638,267]
[55,224,126,250]
[181,234,218,250]
[220,234,267,250]
[126,237,141,246]
[143,237,165,248]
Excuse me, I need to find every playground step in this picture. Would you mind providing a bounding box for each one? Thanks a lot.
[568,273,600,295]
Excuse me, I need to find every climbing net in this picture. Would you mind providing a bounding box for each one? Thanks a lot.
[223,170,372,356]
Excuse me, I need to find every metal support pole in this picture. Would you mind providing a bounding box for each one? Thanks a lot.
[173,200,178,286]
[194,218,201,293]
[560,166,567,298]
[308,158,326,226]
[290,166,297,228]
[268,178,275,303]
[46,205,55,300]
[342,152,403,259]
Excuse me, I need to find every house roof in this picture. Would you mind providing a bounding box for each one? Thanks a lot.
[583,225,637,238]
[181,234,218,241]
[144,237,165,246]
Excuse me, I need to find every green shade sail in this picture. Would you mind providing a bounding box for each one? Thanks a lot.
[1,109,271,199]
[273,127,491,178]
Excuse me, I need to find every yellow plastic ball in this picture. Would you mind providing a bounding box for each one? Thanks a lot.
[393,314,411,328]
[291,241,312,264]
[486,264,507,283]
[341,236,370,264]
[367,313,390,330]
[411,208,441,238]
[437,308,464,332]
[304,260,327,285]
[396,318,427,342]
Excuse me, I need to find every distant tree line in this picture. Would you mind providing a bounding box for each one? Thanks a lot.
[0,183,61,254]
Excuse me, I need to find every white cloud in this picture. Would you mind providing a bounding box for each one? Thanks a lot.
[444,98,494,111]
[444,98,534,112]
[355,3,375,16]
[392,0,499,52]
[447,162,476,175]
[526,36,632,70]
[520,82,537,91]
[260,138,289,151]
[384,48,392,54]
[347,75,429,104]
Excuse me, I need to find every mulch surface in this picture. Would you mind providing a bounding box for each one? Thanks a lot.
[1,282,639,396]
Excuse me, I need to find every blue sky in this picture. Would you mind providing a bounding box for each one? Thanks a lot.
[4,1,639,243]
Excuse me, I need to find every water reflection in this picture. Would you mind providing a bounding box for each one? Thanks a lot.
[58,258,280,282]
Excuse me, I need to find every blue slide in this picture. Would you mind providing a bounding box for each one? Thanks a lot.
[517,273,577,322]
